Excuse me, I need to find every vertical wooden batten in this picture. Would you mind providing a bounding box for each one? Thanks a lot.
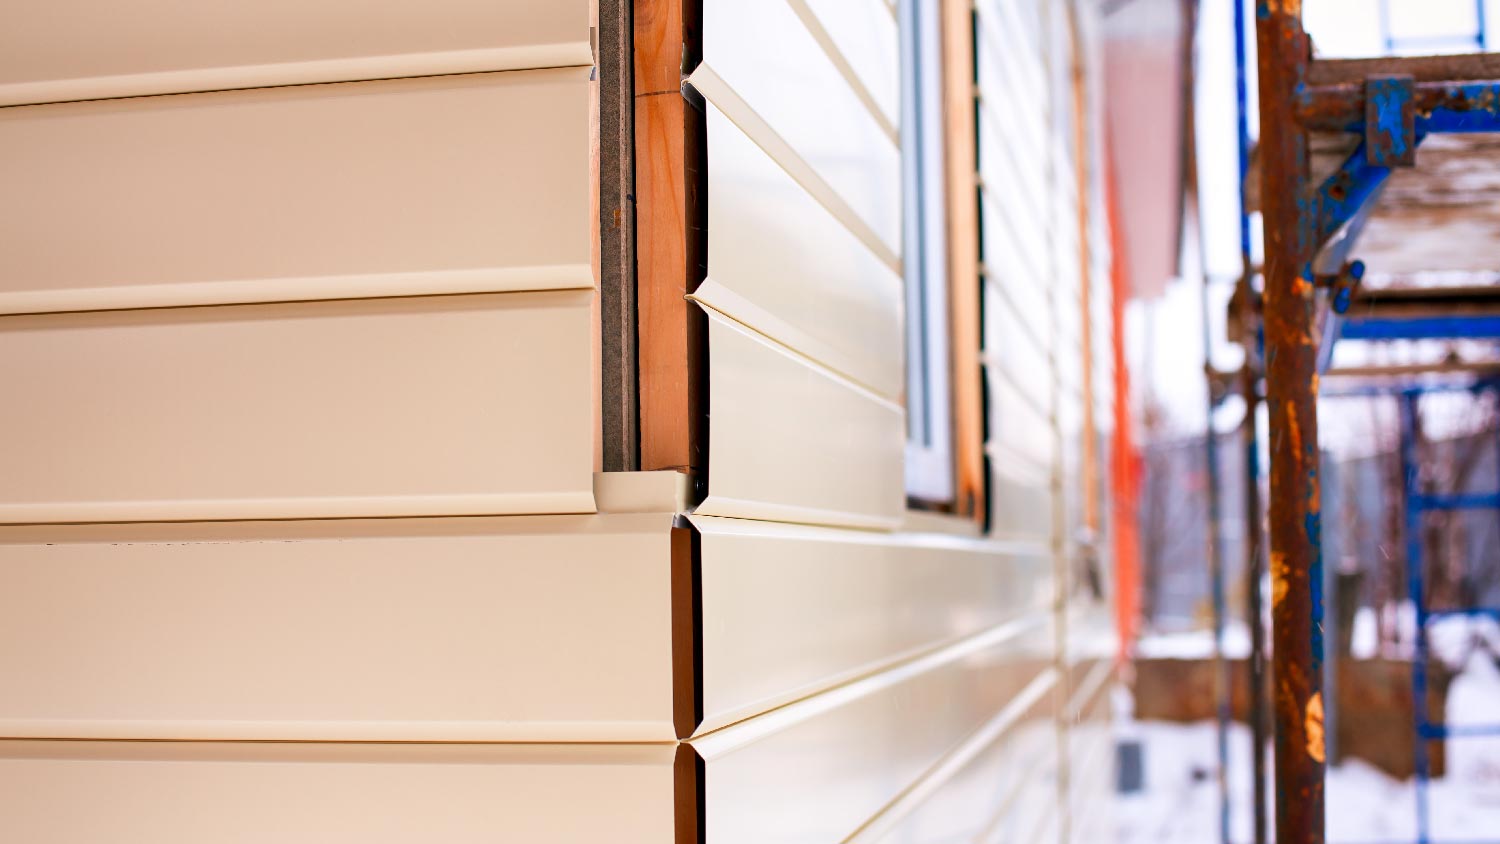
[1069,5,1100,538]
[634,0,707,482]
[941,0,987,525]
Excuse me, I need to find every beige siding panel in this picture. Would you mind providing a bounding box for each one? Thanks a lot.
[692,515,1051,733]
[976,98,1048,215]
[695,308,905,530]
[1070,691,1115,843]
[691,619,1055,844]
[0,70,591,315]
[987,367,1055,469]
[984,282,1052,416]
[0,514,673,741]
[985,719,1062,843]
[695,0,902,257]
[0,741,676,844]
[979,190,1052,327]
[857,671,1059,844]
[0,291,595,523]
[977,0,1047,104]
[975,14,1047,164]
[0,0,591,106]
[796,0,900,128]
[990,457,1053,543]
[695,104,903,399]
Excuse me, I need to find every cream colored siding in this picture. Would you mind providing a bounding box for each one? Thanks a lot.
[0,0,592,105]
[695,103,903,398]
[0,5,618,840]
[0,292,595,522]
[0,0,1119,838]
[0,514,675,742]
[679,0,1107,839]
[0,69,592,315]
[694,309,906,530]
[0,742,676,844]
[974,1,1118,839]
[688,2,906,531]
[691,620,1054,844]
[798,0,901,129]
[977,0,1058,544]
[859,672,1059,843]
[695,0,902,257]
[694,515,1050,734]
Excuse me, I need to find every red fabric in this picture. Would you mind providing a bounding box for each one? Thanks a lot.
[1104,139,1144,664]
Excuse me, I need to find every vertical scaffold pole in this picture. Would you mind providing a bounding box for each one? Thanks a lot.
[1399,392,1432,844]
[1234,2,1269,842]
[1255,2,1326,843]
[1201,273,1231,844]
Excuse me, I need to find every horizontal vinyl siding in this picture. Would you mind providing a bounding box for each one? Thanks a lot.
[0,5,660,840]
[990,454,1055,542]
[797,0,901,129]
[693,515,1051,733]
[696,103,903,399]
[694,0,901,259]
[860,672,1059,844]
[0,514,676,742]
[694,308,905,530]
[688,0,905,533]
[0,0,591,105]
[0,741,676,844]
[0,291,596,522]
[691,619,1056,844]
[0,69,592,314]
[976,0,1063,547]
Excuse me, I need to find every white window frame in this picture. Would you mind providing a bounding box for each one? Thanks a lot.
[901,0,956,503]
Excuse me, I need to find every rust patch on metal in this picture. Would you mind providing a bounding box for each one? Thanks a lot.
[1271,551,1290,607]
[1286,401,1303,457]
[1306,692,1326,763]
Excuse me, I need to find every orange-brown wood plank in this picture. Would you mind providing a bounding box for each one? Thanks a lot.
[942,0,987,524]
[634,0,704,475]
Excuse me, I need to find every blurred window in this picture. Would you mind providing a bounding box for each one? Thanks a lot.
[900,0,955,504]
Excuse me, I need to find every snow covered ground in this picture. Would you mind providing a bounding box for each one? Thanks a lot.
[1115,649,1500,843]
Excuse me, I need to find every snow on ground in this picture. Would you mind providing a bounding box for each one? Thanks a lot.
[1351,605,1500,664]
[1137,620,1253,660]
[1115,647,1500,843]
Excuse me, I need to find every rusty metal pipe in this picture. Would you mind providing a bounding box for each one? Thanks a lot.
[1255,2,1327,843]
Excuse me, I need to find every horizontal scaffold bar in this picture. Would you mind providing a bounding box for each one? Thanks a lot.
[1419,722,1500,740]
[1299,80,1500,134]
[1425,607,1500,620]
[1340,315,1500,341]
[1409,491,1500,511]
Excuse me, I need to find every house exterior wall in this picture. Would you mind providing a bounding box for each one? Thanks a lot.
[0,3,675,841]
[0,0,1118,841]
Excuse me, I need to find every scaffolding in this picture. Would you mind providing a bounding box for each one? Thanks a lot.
[1245,1,1500,843]
[1396,381,1500,844]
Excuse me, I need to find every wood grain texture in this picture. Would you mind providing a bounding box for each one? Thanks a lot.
[634,0,706,477]
[943,0,988,525]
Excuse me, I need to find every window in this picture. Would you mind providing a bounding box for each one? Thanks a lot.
[900,0,955,504]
